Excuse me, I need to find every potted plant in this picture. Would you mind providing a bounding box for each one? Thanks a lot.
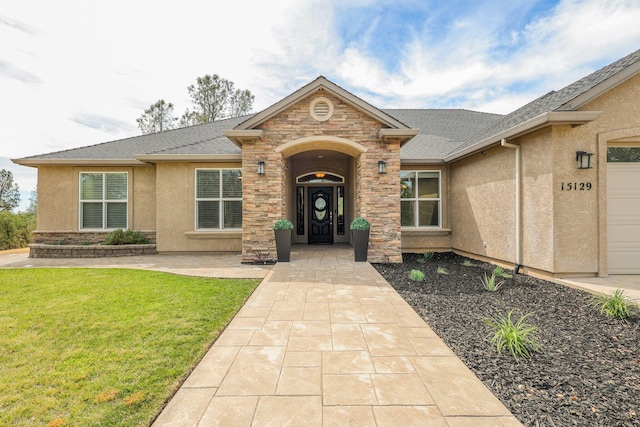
[273,219,294,262]
[350,217,370,262]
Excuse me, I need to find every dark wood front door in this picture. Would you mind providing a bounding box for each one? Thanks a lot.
[308,187,333,244]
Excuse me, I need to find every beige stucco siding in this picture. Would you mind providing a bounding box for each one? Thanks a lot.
[155,162,242,252]
[36,165,156,233]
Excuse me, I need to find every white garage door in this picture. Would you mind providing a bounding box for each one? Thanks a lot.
[607,147,640,274]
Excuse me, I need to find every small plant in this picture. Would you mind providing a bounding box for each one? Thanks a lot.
[273,219,294,230]
[437,266,448,275]
[482,310,544,361]
[481,272,504,292]
[493,266,512,278]
[462,259,477,267]
[104,229,149,245]
[417,251,434,263]
[589,289,636,320]
[409,269,425,282]
[350,217,370,231]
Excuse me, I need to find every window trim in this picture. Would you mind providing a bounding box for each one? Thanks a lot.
[195,168,243,231]
[400,170,442,228]
[78,171,129,230]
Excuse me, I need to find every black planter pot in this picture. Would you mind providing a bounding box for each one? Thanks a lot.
[352,229,370,262]
[274,229,292,262]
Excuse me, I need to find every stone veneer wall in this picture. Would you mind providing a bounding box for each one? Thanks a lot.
[32,231,156,245]
[240,90,402,263]
[30,244,157,258]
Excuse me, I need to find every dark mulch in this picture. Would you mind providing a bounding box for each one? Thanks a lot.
[373,252,640,427]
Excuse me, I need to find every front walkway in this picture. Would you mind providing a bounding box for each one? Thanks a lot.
[152,245,521,426]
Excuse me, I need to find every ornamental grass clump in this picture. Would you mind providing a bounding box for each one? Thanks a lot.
[104,229,149,245]
[589,289,636,320]
[436,266,448,275]
[482,310,544,361]
[409,269,425,282]
[481,272,504,292]
[417,251,434,263]
[462,259,477,267]
[493,266,512,278]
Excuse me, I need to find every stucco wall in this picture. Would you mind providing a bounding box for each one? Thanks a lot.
[36,165,156,240]
[155,162,242,253]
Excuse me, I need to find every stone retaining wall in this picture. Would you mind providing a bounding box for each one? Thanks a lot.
[29,244,157,258]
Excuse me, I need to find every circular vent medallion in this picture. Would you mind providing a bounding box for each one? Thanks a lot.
[310,97,334,122]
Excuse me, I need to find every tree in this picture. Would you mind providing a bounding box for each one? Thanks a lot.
[136,99,177,134]
[27,188,37,215]
[181,74,254,126]
[0,169,20,212]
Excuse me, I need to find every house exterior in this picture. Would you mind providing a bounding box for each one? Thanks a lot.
[13,49,640,277]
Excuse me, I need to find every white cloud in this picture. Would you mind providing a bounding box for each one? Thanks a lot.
[1,0,640,165]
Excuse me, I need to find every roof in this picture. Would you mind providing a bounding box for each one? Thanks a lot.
[448,48,640,158]
[13,48,640,166]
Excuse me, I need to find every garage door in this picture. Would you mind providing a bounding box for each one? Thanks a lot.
[607,147,640,274]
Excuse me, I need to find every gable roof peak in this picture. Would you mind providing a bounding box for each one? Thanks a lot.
[234,76,412,131]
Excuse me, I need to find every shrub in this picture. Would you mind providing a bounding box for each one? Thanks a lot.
[409,269,425,282]
[437,266,448,275]
[589,289,636,320]
[350,217,370,231]
[103,229,150,245]
[483,310,544,361]
[481,272,504,292]
[273,219,294,230]
[0,212,35,250]
[493,266,512,278]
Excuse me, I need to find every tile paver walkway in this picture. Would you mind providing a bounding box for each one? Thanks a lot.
[152,245,522,426]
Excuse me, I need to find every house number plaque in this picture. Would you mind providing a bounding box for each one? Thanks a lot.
[560,182,592,191]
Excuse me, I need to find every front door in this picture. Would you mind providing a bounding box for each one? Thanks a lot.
[308,187,333,244]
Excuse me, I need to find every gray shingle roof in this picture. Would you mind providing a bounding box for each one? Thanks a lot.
[16,49,640,164]
[450,48,640,156]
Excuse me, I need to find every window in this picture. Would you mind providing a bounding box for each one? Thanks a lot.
[80,172,128,229]
[196,169,242,230]
[607,147,640,162]
[401,171,441,227]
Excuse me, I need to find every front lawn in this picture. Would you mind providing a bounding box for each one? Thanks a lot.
[0,268,259,426]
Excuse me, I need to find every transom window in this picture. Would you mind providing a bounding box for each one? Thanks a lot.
[401,171,441,227]
[196,169,242,230]
[607,147,640,162]
[79,172,128,229]
[296,172,344,183]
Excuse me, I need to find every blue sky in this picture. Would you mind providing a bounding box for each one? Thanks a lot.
[1,0,640,211]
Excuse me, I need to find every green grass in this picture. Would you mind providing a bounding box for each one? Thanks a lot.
[0,268,259,426]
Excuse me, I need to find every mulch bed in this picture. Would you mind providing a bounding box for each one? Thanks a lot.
[373,252,640,427]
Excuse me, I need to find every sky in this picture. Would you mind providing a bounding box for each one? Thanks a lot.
[2,0,640,211]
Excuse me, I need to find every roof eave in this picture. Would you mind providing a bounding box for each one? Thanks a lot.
[558,59,640,111]
[222,130,264,147]
[401,158,446,165]
[444,111,602,162]
[134,154,242,163]
[11,158,147,167]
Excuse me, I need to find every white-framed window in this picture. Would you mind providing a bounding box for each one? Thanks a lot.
[400,170,441,227]
[195,169,242,230]
[79,172,128,229]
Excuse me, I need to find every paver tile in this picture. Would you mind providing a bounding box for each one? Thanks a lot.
[252,396,322,427]
[360,324,416,357]
[152,387,215,427]
[275,366,321,395]
[287,335,333,351]
[303,302,331,321]
[182,346,240,388]
[331,323,367,351]
[323,374,377,405]
[214,329,255,346]
[372,406,447,427]
[283,351,321,367]
[291,320,331,336]
[371,373,435,405]
[412,356,513,417]
[197,396,258,427]
[323,406,376,427]
[216,346,285,396]
[445,416,523,427]
[409,337,456,356]
[329,302,367,323]
[371,356,415,373]
[227,316,266,330]
[322,350,375,374]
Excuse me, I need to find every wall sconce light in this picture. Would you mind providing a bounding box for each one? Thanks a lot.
[576,151,594,169]
[378,160,387,174]
[257,161,265,175]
